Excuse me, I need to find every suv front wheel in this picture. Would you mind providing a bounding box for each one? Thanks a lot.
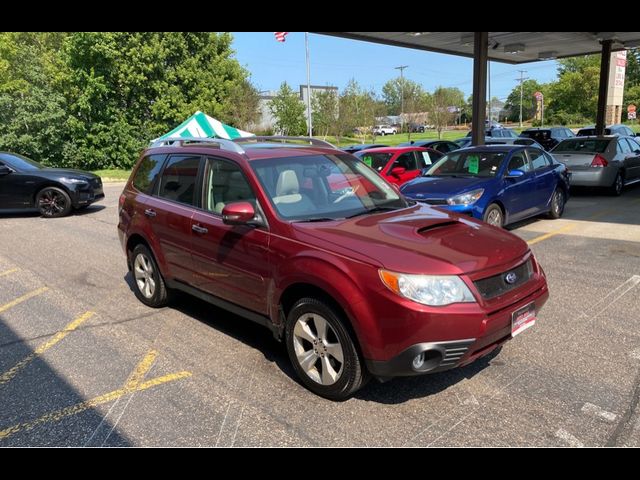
[285,297,368,400]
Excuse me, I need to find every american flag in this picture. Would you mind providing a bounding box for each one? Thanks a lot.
[274,32,289,42]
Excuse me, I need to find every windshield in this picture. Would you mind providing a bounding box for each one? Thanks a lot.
[250,153,407,221]
[425,151,506,178]
[553,138,610,153]
[0,153,43,171]
[354,151,392,172]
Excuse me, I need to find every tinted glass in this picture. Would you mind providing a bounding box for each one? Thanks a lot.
[355,152,392,172]
[394,152,418,171]
[158,155,201,206]
[507,152,530,172]
[617,139,631,154]
[132,154,166,194]
[0,153,43,171]
[553,139,610,153]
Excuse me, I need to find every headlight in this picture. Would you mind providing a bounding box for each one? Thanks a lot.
[379,270,475,306]
[447,188,484,206]
[60,177,89,185]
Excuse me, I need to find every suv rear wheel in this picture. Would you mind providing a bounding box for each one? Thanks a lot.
[285,297,368,400]
[131,244,170,307]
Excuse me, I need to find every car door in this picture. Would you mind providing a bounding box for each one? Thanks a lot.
[144,154,201,284]
[386,151,421,185]
[0,159,34,208]
[190,156,271,315]
[528,148,556,212]
[621,138,640,180]
[501,150,536,222]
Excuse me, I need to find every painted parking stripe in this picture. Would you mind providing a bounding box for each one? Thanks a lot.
[0,287,49,314]
[0,268,19,278]
[581,403,617,423]
[0,350,191,441]
[527,224,576,245]
[0,311,95,386]
[555,428,584,447]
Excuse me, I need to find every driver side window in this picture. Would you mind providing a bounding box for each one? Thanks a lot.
[393,152,418,171]
[205,158,256,214]
[507,152,530,173]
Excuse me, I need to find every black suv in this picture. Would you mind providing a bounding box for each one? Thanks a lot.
[519,127,575,151]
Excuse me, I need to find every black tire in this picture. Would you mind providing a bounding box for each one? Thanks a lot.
[547,188,565,219]
[130,244,170,308]
[380,131,385,136]
[285,297,369,400]
[483,203,504,227]
[609,171,624,196]
[36,187,72,218]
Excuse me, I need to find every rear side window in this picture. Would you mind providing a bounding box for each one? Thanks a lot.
[617,139,631,154]
[158,155,201,206]
[528,149,549,169]
[132,154,166,194]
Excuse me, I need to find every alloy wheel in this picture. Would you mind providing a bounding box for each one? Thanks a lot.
[134,253,156,299]
[38,189,67,217]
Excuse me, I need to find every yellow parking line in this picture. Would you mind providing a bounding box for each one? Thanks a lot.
[527,224,577,246]
[0,287,49,314]
[0,268,19,278]
[0,370,192,440]
[0,311,95,386]
[0,349,190,440]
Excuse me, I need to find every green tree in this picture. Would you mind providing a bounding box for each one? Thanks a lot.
[504,79,546,123]
[269,82,306,136]
[625,49,640,89]
[382,77,425,118]
[428,87,464,139]
[547,56,600,124]
[311,88,338,139]
[225,77,260,131]
[337,80,382,143]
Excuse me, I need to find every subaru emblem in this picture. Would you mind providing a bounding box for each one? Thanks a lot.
[505,272,517,284]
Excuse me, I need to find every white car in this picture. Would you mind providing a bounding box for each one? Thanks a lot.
[373,125,397,136]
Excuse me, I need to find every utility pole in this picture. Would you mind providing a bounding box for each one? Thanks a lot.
[395,65,408,133]
[516,70,528,128]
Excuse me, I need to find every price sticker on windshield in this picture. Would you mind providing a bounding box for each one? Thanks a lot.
[468,155,479,174]
[362,155,372,168]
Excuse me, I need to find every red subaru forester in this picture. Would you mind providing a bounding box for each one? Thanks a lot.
[118,136,548,400]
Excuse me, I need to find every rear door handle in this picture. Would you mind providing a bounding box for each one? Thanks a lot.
[144,209,156,217]
[192,224,208,234]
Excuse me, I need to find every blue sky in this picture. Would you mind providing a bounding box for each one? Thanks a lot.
[231,32,560,103]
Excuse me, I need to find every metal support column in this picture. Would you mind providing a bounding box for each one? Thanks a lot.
[471,32,488,146]
[596,40,612,136]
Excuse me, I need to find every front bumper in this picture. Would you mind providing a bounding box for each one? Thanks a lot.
[365,281,549,378]
[69,181,104,208]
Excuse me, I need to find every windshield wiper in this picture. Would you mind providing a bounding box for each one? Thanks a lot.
[293,217,336,223]
[346,206,398,219]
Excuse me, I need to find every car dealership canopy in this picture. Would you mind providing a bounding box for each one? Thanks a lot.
[318,32,640,145]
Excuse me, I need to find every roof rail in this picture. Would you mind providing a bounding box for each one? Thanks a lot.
[233,136,336,149]
[150,137,246,155]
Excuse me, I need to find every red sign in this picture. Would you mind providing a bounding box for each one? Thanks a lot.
[628,104,637,113]
[534,91,543,101]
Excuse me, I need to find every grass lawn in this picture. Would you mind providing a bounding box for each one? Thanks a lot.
[93,169,131,182]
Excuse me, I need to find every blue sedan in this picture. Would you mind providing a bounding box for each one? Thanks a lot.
[400,145,570,227]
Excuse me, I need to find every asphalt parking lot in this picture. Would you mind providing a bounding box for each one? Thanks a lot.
[1,182,639,446]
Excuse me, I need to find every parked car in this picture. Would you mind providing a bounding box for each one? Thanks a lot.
[576,124,638,137]
[341,143,389,154]
[118,136,549,400]
[454,137,545,150]
[400,145,570,227]
[408,123,426,133]
[519,127,575,151]
[551,135,640,195]
[373,125,397,136]
[466,127,518,139]
[354,146,444,186]
[0,152,104,218]
[398,139,460,153]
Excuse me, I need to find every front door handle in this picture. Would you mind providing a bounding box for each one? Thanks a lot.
[144,209,157,217]
[192,224,208,234]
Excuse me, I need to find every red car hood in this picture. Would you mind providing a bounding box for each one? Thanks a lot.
[293,204,529,276]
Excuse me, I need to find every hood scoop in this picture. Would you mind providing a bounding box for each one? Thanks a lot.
[417,220,459,234]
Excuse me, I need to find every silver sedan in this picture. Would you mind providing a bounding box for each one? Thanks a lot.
[551,135,640,195]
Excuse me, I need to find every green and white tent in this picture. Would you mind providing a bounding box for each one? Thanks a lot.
[156,111,254,141]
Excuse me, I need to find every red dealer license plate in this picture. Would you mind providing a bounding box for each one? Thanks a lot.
[511,302,536,337]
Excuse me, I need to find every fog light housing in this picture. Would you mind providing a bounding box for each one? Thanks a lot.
[412,352,425,370]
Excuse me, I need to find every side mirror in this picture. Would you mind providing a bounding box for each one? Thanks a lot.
[506,169,525,178]
[0,165,13,176]
[222,202,256,226]
[391,166,406,177]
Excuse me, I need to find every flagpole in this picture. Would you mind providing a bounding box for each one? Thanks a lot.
[305,32,312,138]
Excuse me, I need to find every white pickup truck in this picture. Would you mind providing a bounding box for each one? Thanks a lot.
[373,124,397,136]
